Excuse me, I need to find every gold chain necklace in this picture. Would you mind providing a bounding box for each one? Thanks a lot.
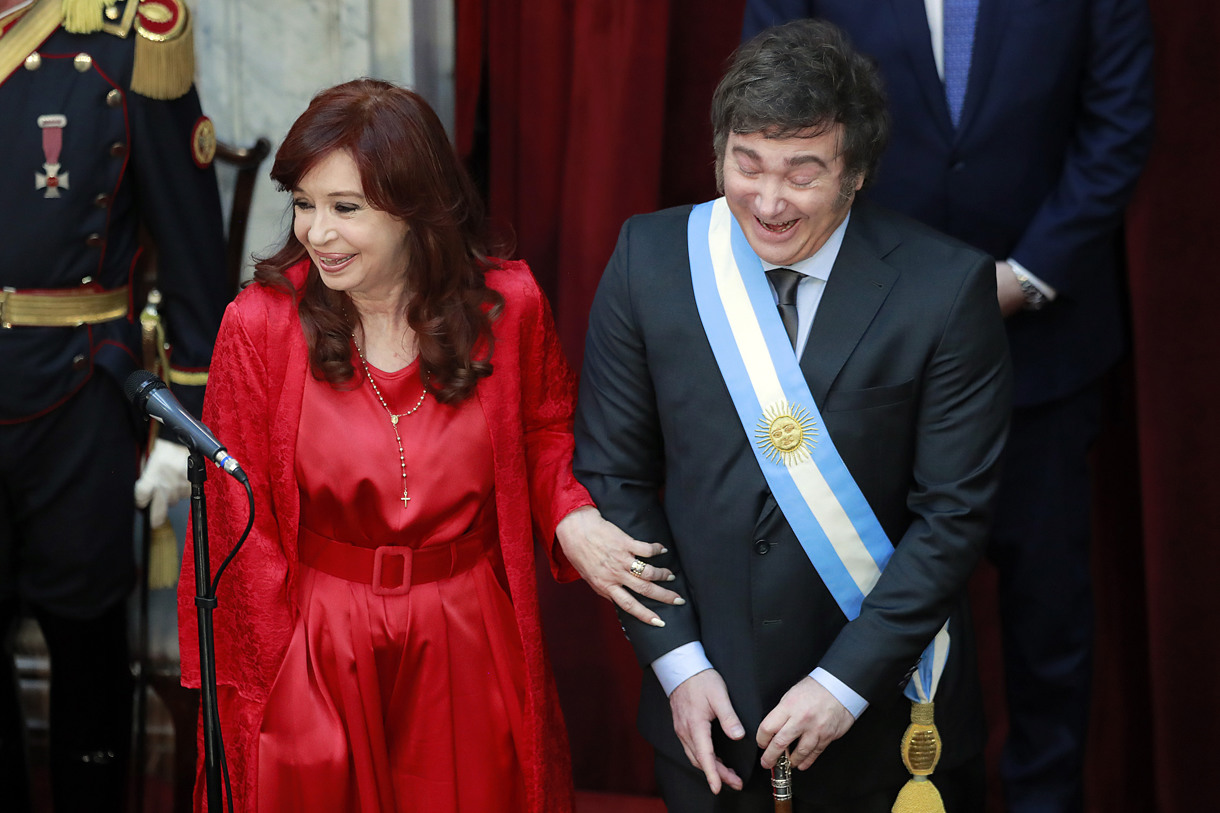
[353,336,427,508]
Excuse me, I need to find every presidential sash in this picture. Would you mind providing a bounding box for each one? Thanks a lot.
[688,198,950,810]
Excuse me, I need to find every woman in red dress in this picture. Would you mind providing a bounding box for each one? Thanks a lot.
[177,79,677,812]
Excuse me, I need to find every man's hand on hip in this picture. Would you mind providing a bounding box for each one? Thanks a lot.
[669,668,746,794]
[757,675,855,771]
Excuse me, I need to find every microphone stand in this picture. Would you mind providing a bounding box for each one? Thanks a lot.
[188,450,224,811]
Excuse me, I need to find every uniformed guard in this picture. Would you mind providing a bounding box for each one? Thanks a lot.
[0,1,227,809]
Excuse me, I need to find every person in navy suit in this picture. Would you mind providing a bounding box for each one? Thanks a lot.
[572,20,1011,812]
[743,3,1155,810]
[0,1,226,810]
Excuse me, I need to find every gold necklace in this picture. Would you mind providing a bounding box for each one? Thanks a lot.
[353,336,427,508]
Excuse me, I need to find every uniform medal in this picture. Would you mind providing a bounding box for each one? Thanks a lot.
[36,114,68,198]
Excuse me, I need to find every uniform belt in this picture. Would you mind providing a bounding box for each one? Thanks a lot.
[298,515,497,596]
[1,285,131,328]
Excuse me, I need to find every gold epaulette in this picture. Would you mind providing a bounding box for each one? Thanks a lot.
[61,0,116,34]
[59,1,195,100]
[131,0,194,100]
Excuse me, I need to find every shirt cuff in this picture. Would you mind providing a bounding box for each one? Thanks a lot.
[651,645,870,719]
[652,641,715,697]
[810,667,869,719]
[1007,257,1058,300]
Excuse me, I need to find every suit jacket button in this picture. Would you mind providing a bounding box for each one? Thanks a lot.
[106,89,124,108]
[24,53,41,71]
[72,354,88,371]
[109,142,127,158]
[754,539,770,555]
[93,193,111,208]
[85,233,104,248]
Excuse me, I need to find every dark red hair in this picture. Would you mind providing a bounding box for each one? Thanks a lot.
[254,78,504,403]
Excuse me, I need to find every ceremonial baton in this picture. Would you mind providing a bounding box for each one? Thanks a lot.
[772,752,793,812]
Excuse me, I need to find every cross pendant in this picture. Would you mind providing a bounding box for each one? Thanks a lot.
[401,491,411,507]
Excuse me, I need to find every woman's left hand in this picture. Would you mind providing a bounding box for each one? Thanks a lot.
[555,506,683,627]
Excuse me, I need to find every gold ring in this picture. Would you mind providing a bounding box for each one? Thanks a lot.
[630,558,647,577]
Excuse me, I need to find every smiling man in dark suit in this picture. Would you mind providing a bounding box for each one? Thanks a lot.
[573,20,1012,813]
[741,4,1156,810]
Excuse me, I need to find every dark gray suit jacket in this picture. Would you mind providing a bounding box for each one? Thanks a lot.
[574,200,1012,801]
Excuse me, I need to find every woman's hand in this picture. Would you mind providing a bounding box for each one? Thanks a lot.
[555,506,683,627]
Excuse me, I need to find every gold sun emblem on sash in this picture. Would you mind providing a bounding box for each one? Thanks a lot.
[755,401,817,466]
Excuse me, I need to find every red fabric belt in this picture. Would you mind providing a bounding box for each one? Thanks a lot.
[298,515,496,596]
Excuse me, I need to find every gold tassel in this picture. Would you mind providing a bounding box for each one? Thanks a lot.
[148,521,180,590]
[61,0,116,34]
[131,4,194,100]
[892,777,946,813]
[892,701,946,813]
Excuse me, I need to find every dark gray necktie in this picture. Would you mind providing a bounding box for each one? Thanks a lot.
[766,267,804,349]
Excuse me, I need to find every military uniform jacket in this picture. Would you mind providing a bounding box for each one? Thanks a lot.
[0,0,227,423]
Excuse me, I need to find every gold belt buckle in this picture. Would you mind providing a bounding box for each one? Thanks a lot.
[371,546,413,596]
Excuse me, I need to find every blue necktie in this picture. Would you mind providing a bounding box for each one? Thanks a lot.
[944,0,979,127]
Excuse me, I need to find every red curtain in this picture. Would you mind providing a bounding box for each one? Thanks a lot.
[455,0,745,793]
[1122,2,1220,808]
[456,1,1219,807]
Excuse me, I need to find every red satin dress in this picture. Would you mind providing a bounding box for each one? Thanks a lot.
[257,356,528,812]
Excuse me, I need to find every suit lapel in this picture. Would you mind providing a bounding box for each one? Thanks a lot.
[800,205,899,406]
[888,0,955,137]
[887,0,1008,139]
[958,0,1008,135]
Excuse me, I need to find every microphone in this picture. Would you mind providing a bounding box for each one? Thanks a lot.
[124,370,248,484]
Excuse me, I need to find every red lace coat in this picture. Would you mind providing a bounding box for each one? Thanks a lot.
[179,259,592,811]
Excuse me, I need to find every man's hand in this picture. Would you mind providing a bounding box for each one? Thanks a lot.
[995,261,1026,318]
[757,676,855,771]
[556,505,683,626]
[134,438,191,527]
[670,669,746,794]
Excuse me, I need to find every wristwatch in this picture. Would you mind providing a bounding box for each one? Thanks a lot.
[1014,271,1048,311]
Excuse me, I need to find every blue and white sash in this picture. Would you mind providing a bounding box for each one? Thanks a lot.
[687,198,948,704]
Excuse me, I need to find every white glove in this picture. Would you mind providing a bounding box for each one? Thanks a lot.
[134,438,191,527]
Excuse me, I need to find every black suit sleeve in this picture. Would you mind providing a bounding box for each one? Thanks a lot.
[1009,0,1154,293]
[819,253,1012,701]
[128,85,228,418]
[574,219,700,666]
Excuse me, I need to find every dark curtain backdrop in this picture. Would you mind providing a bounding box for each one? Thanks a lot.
[455,0,745,794]
[456,1,1219,807]
[1122,2,1220,809]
